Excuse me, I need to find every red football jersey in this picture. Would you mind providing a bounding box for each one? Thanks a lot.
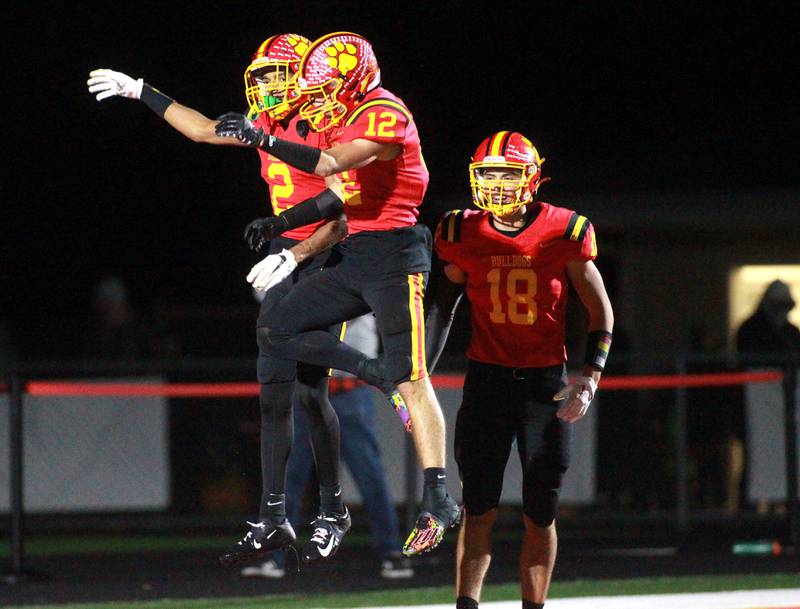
[325,87,429,234]
[435,204,598,368]
[254,112,329,240]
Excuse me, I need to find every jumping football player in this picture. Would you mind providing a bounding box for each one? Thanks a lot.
[215,31,462,557]
[87,34,392,566]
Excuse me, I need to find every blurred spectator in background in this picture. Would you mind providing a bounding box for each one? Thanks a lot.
[84,276,149,359]
[736,279,800,515]
[687,322,745,512]
[84,276,181,360]
[736,280,800,363]
[241,312,412,580]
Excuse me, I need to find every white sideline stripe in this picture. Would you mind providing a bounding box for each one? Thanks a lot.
[368,588,800,609]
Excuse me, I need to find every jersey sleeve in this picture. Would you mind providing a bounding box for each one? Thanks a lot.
[342,100,409,144]
[433,209,465,265]
[561,212,598,261]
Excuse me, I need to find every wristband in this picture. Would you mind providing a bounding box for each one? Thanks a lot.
[585,330,612,371]
[261,135,321,174]
[140,83,175,118]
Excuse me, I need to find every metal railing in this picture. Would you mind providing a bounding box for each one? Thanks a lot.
[3,352,799,582]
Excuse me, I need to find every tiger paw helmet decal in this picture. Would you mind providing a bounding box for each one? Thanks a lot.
[295,32,381,131]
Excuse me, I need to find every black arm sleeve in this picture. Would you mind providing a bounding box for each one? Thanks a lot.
[261,136,322,174]
[424,268,465,374]
[277,188,345,231]
[140,83,175,118]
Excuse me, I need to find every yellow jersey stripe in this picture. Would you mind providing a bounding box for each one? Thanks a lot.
[407,275,420,381]
[345,99,411,126]
[447,209,462,242]
[570,216,587,241]
[407,274,428,380]
[414,274,428,379]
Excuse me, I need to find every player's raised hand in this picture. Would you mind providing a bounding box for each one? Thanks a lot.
[554,376,597,423]
[243,216,289,252]
[87,69,144,101]
[215,112,266,147]
[247,249,297,291]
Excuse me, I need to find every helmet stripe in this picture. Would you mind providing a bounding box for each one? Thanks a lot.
[499,131,512,156]
[257,38,272,56]
[489,131,509,158]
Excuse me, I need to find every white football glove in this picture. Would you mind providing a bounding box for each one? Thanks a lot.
[87,68,144,101]
[554,376,597,423]
[247,249,297,292]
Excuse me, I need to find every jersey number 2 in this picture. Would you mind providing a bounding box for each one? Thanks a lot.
[268,162,294,212]
[487,268,538,325]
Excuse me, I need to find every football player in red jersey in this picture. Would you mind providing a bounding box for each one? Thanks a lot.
[86,35,381,566]
[215,31,461,558]
[425,132,614,609]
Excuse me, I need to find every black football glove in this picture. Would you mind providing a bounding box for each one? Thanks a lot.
[215,112,266,147]
[243,216,289,252]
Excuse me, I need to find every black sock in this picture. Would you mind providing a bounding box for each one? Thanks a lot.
[522,601,544,609]
[456,596,478,609]
[264,493,286,522]
[422,467,448,514]
[320,483,344,515]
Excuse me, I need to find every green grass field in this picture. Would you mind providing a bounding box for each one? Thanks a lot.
[0,534,232,557]
[4,573,798,609]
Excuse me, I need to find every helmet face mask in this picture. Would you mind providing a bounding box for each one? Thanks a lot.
[471,166,531,216]
[297,77,348,131]
[244,34,310,121]
[469,132,545,215]
[296,32,380,132]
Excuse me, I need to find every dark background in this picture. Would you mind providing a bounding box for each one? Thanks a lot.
[3,1,798,360]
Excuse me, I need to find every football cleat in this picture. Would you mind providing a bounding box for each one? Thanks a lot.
[402,495,462,556]
[302,508,351,563]
[240,557,286,579]
[219,518,296,566]
[380,552,414,579]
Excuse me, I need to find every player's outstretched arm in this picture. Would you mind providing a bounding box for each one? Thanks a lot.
[424,262,466,374]
[313,138,402,175]
[87,69,247,146]
[215,113,400,175]
[555,259,614,423]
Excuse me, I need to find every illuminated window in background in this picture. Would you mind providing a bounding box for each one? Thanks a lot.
[728,265,800,347]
